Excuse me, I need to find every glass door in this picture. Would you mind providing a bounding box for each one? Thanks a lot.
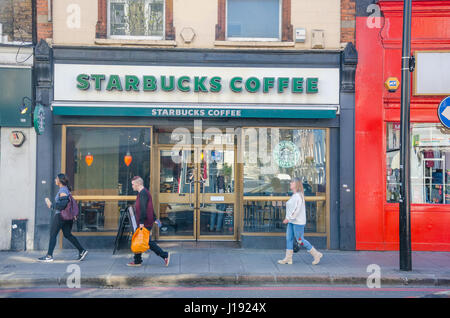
[158,146,236,240]
[158,147,195,239]
[197,148,236,239]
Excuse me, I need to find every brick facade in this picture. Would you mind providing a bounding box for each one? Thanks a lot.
[281,0,293,42]
[36,0,52,41]
[341,0,356,44]
[0,0,32,42]
[165,0,175,40]
[215,0,225,41]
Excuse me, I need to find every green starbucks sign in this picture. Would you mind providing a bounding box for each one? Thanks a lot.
[273,141,300,168]
[76,74,319,94]
[33,104,45,135]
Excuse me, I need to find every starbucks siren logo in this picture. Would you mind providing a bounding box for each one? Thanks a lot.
[273,141,300,168]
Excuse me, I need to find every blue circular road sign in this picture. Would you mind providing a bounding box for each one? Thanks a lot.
[437,96,450,129]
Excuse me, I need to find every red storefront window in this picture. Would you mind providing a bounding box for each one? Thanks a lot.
[386,123,450,205]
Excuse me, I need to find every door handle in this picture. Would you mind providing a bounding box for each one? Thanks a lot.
[199,179,206,208]
[189,180,195,209]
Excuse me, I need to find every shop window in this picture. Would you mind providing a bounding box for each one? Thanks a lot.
[108,0,164,39]
[64,126,151,232]
[242,128,327,233]
[386,123,401,202]
[386,123,450,204]
[226,0,281,40]
[73,200,135,232]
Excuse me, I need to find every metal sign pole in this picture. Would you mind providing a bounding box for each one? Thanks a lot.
[399,0,413,271]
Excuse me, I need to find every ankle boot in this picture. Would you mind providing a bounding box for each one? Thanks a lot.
[308,247,323,265]
[277,249,293,265]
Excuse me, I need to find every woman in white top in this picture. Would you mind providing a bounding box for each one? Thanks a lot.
[278,177,323,265]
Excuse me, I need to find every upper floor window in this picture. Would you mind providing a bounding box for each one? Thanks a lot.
[226,0,281,41]
[108,0,164,39]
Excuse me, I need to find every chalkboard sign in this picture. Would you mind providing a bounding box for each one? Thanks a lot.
[113,206,137,255]
[127,206,137,232]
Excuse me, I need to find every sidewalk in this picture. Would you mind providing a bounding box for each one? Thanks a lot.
[0,243,449,288]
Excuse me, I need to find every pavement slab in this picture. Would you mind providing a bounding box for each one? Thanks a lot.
[0,248,448,288]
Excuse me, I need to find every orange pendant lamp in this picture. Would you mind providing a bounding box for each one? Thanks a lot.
[124,151,133,167]
[85,152,94,166]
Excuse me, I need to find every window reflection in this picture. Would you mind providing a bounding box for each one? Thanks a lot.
[243,199,326,233]
[200,150,235,194]
[73,200,135,232]
[227,0,280,39]
[65,126,151,233]
[160,150,194,194]
[386,123,450,204]
[201,204,234,235]
[243,128,326,196]
[65,127,151,196]
[160,149,235,194]
[109,0,164,38]
[159,203,194,237]
[242,128,327,234]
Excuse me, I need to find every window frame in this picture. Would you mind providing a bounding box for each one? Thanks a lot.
[225,0,282,42]
[106,0,166,40]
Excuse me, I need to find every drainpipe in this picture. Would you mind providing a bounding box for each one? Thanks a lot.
[31,0,37,113]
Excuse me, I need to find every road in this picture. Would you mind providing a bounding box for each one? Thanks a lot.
[0,284,448,298]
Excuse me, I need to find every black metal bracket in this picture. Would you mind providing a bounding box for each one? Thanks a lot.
[409,54,415,72]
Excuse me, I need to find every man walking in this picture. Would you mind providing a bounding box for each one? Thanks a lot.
[127,176,170,267]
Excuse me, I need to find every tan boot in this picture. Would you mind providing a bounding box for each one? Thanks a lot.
[308,247,323,265]
[277,249,293,265]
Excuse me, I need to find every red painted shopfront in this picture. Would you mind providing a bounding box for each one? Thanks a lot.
[355,0,450,251]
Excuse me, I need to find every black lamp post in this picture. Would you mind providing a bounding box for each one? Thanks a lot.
[399,0,413,271]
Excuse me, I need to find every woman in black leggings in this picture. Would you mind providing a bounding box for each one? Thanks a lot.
[38,174,88,262]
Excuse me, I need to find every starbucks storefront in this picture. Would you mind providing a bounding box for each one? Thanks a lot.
[45,47,355,250]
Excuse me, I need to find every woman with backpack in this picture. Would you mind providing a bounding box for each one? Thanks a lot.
[38,173,88,262]
[278,177,323,266]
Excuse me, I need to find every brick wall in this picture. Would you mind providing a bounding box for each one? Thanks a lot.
[0,0,14,40]
[0,0,32,42]
[341,0,356,44]
[37,0,52,41]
